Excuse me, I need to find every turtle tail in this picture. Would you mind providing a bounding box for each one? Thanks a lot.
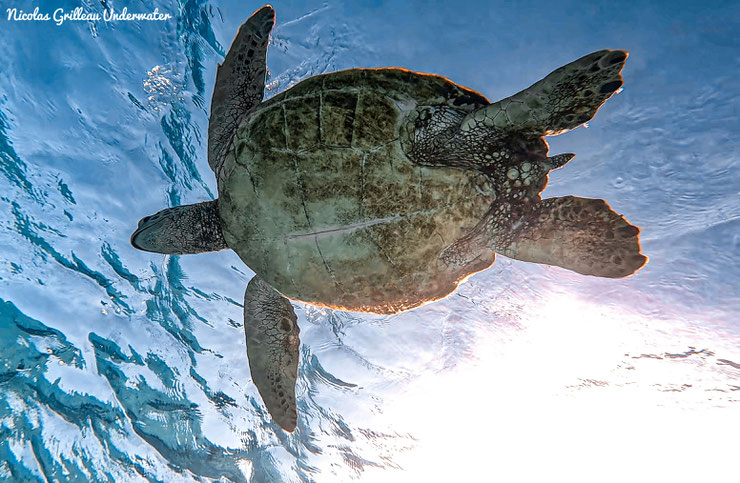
[490,196,647,278]
[461,50,628,136]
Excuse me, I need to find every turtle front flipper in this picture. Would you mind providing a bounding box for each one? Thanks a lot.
[402,50,628,172]
[461,49,628,136]
[243,276,300,432]
[131,200,227,254]
[208,5,275,171]
[489,196,647,278]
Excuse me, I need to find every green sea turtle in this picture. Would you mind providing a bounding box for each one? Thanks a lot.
[131,5,647,431]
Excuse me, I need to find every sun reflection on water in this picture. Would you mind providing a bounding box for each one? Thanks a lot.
[362,290,739,482]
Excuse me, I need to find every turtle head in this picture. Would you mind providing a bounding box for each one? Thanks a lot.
[131,200,228,255]
[131,207,179,253]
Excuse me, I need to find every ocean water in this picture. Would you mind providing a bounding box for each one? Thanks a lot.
[1,0,738,481]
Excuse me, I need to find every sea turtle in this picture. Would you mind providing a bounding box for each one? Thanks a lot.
[131,5,647,431]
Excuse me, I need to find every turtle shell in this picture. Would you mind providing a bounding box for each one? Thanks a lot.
[218,68,495,314]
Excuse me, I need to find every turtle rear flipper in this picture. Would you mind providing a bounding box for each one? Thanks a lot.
[462,49,628,136]
[244,276,300,432]
[492,196,647,278]
[209,5,275,171]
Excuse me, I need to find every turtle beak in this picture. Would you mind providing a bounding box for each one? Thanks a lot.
[130,209,172,253]
[130,200,226,255]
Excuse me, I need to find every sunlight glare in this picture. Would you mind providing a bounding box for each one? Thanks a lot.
[364,290,739,482]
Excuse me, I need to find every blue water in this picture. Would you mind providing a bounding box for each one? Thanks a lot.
[1,1,738,481]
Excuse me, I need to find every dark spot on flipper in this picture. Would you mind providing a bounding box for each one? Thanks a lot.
[278,391,284,397]
[611,51,627,64]
[606,231,615,240]
[453,94,479,106]
[613,255,623,264]
[583,89,593,97]
[590,63,601,73]
[247,49,254,58]
[590,52,606,63]
[602,50,628,67]
[617,224,639,237]
[565,114,576,123]
[600,80,623,94]
[280,318,292,331]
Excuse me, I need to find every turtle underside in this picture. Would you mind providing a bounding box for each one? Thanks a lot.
[128,5,645,432]
[218,68,497,313]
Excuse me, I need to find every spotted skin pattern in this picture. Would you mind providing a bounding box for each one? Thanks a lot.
[490,196,646,278]
[402,50,629,174]
[243,276,300,432]
[208,5,274,175]
[460,50,629,137]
